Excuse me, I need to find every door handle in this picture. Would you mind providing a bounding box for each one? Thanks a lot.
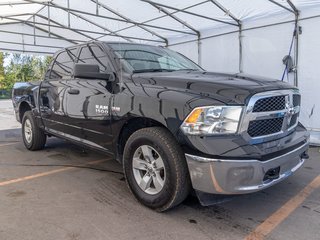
[40,88,49,94]
[68,88,80,95]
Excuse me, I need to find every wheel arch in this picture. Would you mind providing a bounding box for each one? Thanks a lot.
[19,101,32,122]
[116,117,171,162]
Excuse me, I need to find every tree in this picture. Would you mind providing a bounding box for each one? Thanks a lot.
[1,53,53,89]
[0,52,5,89]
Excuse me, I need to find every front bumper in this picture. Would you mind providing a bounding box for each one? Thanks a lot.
[185,140,309,194]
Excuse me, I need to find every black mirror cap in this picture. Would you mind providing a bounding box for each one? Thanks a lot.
[74,63,111,80]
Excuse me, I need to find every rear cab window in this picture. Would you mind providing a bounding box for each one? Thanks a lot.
[78,44,113,73]
[49,48,78,80]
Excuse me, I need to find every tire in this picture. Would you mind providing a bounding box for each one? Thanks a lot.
[123,127,191,212]
[22,111,47,151]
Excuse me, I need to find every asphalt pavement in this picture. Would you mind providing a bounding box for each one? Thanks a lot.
[0,99,319,240]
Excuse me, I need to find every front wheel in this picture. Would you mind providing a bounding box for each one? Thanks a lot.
[22,111,47,151]
[123,127,190,212]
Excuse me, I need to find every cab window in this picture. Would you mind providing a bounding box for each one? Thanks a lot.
[49,48,77,79]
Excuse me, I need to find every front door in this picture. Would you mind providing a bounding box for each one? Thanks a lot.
[39,48,79,138]
[65,43,114,153]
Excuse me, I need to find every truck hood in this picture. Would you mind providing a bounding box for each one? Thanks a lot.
[130,71,295,105]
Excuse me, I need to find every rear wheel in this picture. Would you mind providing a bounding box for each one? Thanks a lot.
[22,111,46,151]
[123,127,190,212]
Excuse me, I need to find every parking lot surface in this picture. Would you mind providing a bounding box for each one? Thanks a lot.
[0,99,319,240]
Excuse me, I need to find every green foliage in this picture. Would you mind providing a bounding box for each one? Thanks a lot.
[0,52,53,90]
[0,52,4,85]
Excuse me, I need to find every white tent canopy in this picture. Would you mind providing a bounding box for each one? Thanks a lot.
[0,0,320,144]
[0,0,317,53]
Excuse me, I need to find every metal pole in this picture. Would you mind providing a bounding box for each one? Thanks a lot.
[47,2,50,37]
[23,0,196,35]
[197,39,201,66]
[60,10,134,42]
[0,28,85,43]
[96,0,99,15]
[2,15,164,43]
[145,1,201,64]
[239,24,243,73]
[287,0,300,87]
[96,0,210,41]
[0,47,54,55]
[267,0,295,13]
[293,14,299,87]
[90,0,168,45]
[209,0,242,72]
[209,0,241,26]
[0,39,64,49]
[33,15,36,45]
[141,0,238,26]
[24,23,78,44]
[22,34,25,52]
[67,0,70,28]
[36,15,94,40]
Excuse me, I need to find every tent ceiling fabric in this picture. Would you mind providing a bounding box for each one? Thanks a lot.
[0,0,319,54]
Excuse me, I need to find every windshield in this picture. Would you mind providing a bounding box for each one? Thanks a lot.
[106,43,202,73]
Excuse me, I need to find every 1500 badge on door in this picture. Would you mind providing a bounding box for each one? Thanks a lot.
[95,105,121,114]
[96,105,108,114]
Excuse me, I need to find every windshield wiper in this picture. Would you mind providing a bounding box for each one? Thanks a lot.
[133,69,174,73]
[174,69,198,71]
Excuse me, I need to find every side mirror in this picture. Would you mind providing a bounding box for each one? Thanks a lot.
[74,64,111,80]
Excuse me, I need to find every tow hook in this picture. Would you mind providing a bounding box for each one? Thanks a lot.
[300,152,309,159]
[263,167,281,181]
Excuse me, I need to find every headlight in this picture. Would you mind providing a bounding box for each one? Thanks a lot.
[181,106,243,135]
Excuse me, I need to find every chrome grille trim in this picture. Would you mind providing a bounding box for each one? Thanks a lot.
[253,95,286,112]
[239,89,300,143]
[247,117,284,137]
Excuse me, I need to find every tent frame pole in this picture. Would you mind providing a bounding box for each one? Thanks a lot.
[33,15,36,45]
[239,24,243,73]
[209,0,242,72]
[50,6,135,43]
[0,15,164,43]
[36,15,95,40]
[267,0,300,86]
[0,0,302,68]
[145,1,202,65]
[287,0,300,87]
[90,0,168,45]
[67,0,70,28]
[23,0,195,36]
[0,47,54,55]
[0,27,85,43]
[141,0,238,27]
[96,0,210,41]
[267,0,295,13]
[47,2,50,37]
[0,39,65,49]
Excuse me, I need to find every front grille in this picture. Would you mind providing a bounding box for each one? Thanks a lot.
[289,113,298,128]
[248,117,284,137]
[253,96,286,112]
[242,90,301,142]
[293,94,301,107]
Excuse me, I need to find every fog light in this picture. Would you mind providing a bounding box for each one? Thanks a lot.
[228,167,254,185]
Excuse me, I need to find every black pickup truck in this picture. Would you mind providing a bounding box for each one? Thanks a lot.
[12,41,309,211]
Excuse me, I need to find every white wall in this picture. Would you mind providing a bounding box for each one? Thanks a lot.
[170,32,240,73]
[201,32,239,73]
[297,16,320,143]
[169,41,198,64]
[241,23,294,83]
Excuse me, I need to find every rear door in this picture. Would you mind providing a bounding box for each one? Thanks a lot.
[39,48,79,138]
[65,43,114,153]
